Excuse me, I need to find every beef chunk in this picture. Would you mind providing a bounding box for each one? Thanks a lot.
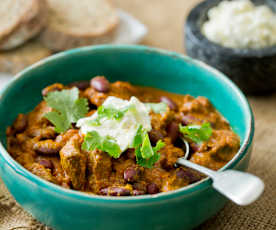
[60,134,87,190]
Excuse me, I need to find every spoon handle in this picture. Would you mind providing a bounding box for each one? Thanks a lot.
[176,158,217,178]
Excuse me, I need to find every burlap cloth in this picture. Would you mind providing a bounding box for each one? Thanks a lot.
[1,0,275,229]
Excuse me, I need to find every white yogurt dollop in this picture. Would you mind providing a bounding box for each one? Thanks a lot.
[77,96,152,152]
[202,0,276,49]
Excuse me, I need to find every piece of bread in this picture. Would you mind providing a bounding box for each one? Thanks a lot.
[0,0,48,51]
[0,40,52,74]
[40,0,119,51]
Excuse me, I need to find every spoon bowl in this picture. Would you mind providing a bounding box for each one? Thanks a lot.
[177,146,264,206]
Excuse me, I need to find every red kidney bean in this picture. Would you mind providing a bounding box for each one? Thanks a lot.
[166,121,179,143]
[99,188,109,195]
[28,127,56,139]
[124,167,140,183]
[181,114,201,126]
[38,159,54,170]
[33,140,62,155]
[160,96,177,110]
[90,76,110,92]
[133,190,145,196]
[176,168,200,183]
[190,143,200,152]
[68,81,90,90]
[126,149,136,160]
[100,187,131,196]
[147,183,159,194]
[176,168,186,178]
[149,129,164,145]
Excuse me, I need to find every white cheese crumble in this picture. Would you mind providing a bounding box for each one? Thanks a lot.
[77,96,152,152]
[201,0,276,49]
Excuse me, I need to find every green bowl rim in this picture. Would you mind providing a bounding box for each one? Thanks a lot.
[0,45,254,203]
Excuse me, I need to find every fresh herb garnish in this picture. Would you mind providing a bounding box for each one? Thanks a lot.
[145,102,168,114]
[132,125,165,168]
[82,131,121,158]
[44,88,89,133]
[89,105,132,126]
[82,125,165,168]
[179,122,212,144]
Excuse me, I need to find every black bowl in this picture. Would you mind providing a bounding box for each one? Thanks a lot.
[185,0,276,94]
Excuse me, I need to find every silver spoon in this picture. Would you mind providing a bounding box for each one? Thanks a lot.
[176,138,264,206]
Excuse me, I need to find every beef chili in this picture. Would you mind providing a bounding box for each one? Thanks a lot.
[6,76,240,196]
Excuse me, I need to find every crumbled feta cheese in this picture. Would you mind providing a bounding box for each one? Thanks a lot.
[77,96,152,152]
[202,0,276,49]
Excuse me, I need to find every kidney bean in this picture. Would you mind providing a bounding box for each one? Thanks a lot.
[38,159,54,170]
[166,121,179,143]
[68,81,90,90]
[160,96,177,110]
[13,114,27,132]
[190,143,200,152]
[133,190,145,196]
[33,140,62,155]
[149,129,164,145]
[28,127,56,139]
[90,76,110,92]
[99,188,109,195]
[126,149,136,160]
[100,187,131,196]
[124,167,140,183]
[176,169,186,178]
[42,83,64,97]
[181,114,201,126]
[147,183,159,194]
[176,168,200,183]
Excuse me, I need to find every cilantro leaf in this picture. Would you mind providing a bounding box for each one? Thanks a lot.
[72,98,90,121]
[89,105,130,126]
[82,131,121,158]
[102,136,121,158]
[44,88,89,133]
[145,102,168,114]
[141,133,154,159]
[153,140,166,152]
[132,126,165,168]
[98,106,126,120]
[179,122,212,143]
[132,125,144,148]
[44,111,68,134]
[81,131,101,151]
[137,139,165,168]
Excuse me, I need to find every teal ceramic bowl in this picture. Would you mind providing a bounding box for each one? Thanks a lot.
[0,45,254,230]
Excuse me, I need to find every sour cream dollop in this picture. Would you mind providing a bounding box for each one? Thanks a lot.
[77,96,152,152]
